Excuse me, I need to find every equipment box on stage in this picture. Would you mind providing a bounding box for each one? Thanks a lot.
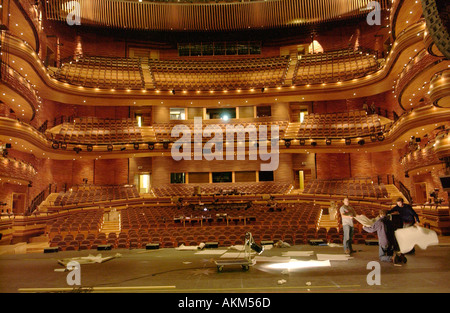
[146,243,160,250]
[309,239,325,245]
[97,244,112,251]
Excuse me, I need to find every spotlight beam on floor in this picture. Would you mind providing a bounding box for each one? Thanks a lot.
[264,259,331,270]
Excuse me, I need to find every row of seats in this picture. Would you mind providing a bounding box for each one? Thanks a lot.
[284,111,384,139]
[49,224,377,251]
[53,185,140,206]
[47,209,104,241]
[293,49,379,84]
[52,49,379,90]
[54,56,144,89]
[302,179,389,198]
[152,182,292,197]
[120,202,320,233]
[46,112,387,145]
[152,120,288,141]
[149,56,289,90]
[45,201,383,250]
[46,202,322,249]
[50,117,143,144]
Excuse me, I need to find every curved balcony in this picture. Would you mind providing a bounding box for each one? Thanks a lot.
[400,129,449,174]
[0,155,37,185]
[433,129,450,161]
[393,48,446,110]
[4,0,43,53]
[390,0,424,40]
[50,48,382,92]
[429,70,450,108]
[0,20,426,106]
[1,104,450,159]
[0,62,41,121]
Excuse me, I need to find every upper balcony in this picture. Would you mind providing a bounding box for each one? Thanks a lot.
[0,62,41,121]
[0,153,37,186]
[393,48,448,110]
[0,19,427,106]
[49,48,382,93]
[400,127,450,175]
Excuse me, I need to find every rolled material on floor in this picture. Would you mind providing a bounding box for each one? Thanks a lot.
[316,254,353,261]
[282,251,315,257]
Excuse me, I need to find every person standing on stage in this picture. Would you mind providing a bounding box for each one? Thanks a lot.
[387,198,420,228]
[387,197,420,254]
[340,197,357,254]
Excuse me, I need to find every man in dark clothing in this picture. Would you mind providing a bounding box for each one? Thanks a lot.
[387,198,420,254]
[363,210,406,264]
[387,198,420,228]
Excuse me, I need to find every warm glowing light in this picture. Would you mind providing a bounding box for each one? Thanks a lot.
[266,260,331,270]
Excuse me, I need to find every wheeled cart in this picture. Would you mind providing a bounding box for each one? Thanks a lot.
[215,258,256,272]
[214,232,262,272]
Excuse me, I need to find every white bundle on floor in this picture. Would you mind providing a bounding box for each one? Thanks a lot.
[395,226,439,254]
[57,253,122,266]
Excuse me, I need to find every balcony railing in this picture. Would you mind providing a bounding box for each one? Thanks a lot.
[0,156,37,183]
[0,62,41,121]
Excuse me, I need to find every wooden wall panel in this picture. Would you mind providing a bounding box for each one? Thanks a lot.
[151,154,293,187]
[45,0,388,32]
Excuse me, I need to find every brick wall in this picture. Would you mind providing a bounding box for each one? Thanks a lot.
[75,106,130,119]
[316,153,351,179]
[152,154,293,186]
[93,159,129,186]
[316,150,399,181]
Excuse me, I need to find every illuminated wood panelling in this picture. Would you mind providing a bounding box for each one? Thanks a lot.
[45,0,389,32]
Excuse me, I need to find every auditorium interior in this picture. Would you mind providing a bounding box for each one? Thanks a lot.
[0,0,449,294]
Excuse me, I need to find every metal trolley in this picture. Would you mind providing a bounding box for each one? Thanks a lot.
[214,232,263,272]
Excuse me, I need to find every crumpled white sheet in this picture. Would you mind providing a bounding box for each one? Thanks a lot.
[176,243,205,251]
[395,226,439,254]
[354,214,377,227]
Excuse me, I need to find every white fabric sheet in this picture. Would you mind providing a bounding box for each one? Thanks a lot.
[175,244,200,251]
[57,253,121,266]
[354,214,376,227]
[394,226,439,254]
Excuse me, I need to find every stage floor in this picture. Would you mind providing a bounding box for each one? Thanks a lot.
[1,241,450,294]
